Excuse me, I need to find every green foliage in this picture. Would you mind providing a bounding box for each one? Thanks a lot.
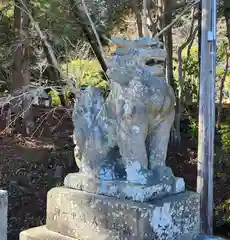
[215,40,230,103]
[0,3,14,54]
[174,41,230,104]
[188,118,198,139]
[30,0,81,60]
[181,47,199,79]
[31,0,77,42]
[47,90,61,106]
[173,46,199,102]
[62,59,108,90]
[44,59,110,106]
[219,123,230,153]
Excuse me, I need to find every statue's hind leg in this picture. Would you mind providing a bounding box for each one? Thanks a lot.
[116,119,149,183]
[148,108,175,170]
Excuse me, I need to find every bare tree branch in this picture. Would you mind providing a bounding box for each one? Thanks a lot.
[17,0,78,95]
[142,0,150,37]
[81,0,107,62]
[154,0,200,39]
[175,6,198,144]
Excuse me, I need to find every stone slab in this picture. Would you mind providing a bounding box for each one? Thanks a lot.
[64,172,185,202]
[197,237,225,240]
[0,190,8,240]
[19,227,224,240]
[20,226,76,240]
[179,236,225,240]
[46,187,200,240]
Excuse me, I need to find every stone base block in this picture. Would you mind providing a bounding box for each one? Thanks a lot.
[19,227,224,240]
[46,187,200,240]
[0,190,7,240]
[64,171,185,202]
[197,237,224,240]
[20,226,76,240]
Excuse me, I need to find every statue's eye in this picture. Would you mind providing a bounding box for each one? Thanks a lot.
[127,60,134,66]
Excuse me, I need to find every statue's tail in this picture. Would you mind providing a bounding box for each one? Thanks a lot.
[72,86,104,144]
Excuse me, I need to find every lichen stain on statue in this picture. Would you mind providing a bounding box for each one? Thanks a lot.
[68,36,185,202]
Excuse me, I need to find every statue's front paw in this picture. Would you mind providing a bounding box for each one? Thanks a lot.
[125,161,151,185]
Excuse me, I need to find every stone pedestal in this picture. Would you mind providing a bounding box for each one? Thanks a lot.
[20,187,200,240]
[20,186,225,240]
[0,190,8,240]
[46,187,200,240]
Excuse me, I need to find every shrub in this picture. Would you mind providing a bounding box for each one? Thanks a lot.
[47,89,61,106]
[188,118,198,139]
[62,59,108,90]
[219,123,230,153]
[35,59,108,106]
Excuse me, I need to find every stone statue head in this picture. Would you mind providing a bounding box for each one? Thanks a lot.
[107,36,167,79]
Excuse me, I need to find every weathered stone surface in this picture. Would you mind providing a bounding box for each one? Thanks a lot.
[19,37,202,240]
[64,170,185,202]
[110,36,161,48]
[0,190,7,240]
[46,187,200,240]
[72,37,183,201]
[177,235,225,240]
[196,236,224,240]
[20,226,76,240]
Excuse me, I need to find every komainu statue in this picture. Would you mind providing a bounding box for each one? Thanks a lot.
[66,37,185,202]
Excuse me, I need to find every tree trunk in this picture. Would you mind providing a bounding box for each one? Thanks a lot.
[12,0,33,135]
[132,0,143,37]
[175,47,183,144]
[155,0,174,84]
[197,1,202,104]
[12,0,24,91]
[155,0,174,144]
[224,0,230,43]
[142,0,155,37]
[43,41,60,83]
[156,0,164,43]
[216,51,229,130]
[69,0,107,75]
[163,0,173,85]
[175,23,198,144]
[22,0,34,135]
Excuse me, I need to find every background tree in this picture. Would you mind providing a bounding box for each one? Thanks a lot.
[224,0,230,43]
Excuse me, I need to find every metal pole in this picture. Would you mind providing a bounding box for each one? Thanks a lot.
[197,0,216,235]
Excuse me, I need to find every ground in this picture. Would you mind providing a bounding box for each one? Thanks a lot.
[0,106,229,239]
[0,107,76,240]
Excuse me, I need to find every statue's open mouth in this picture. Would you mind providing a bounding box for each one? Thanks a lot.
[145,59,156,66]
[145,58,165,67]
